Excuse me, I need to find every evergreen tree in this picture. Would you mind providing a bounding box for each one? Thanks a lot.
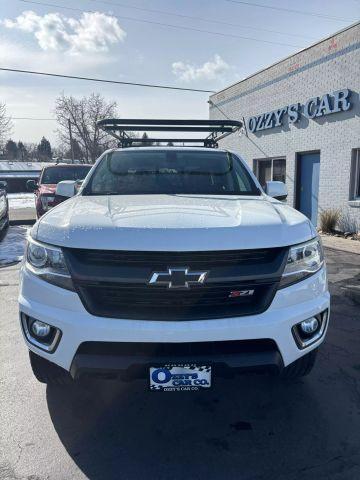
[17,141,28,161]
[5,139,18,160]
[37,137,52,161]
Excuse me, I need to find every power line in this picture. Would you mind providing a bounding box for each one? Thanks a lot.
[0,68,216,93]
[82,0,315,40]
[224,0,353,22]
[12,117,56,120]
[19,0,304,48]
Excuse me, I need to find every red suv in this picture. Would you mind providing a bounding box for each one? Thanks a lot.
[27,164,92,218]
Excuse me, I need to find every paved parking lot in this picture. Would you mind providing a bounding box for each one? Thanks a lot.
[0,244,359,480]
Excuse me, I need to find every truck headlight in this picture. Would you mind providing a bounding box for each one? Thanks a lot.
[26,237,74,291]
[40,195,55,212]
[279,237,324,288]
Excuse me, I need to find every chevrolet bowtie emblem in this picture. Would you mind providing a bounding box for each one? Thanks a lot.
[149,267,208,289]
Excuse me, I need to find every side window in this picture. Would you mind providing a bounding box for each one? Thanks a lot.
[272,159,286,183]
[254,158,286,188]
[350,149,360,200]
[234,166,253,192]
[257,159,272,188]
[89,154,113,193]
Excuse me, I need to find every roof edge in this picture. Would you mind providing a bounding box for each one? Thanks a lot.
[210,20,360,98]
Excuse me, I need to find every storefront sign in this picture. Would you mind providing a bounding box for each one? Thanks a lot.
[247,88,352,133]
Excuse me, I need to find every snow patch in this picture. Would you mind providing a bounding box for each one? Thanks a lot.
[7,193,35,210]
[0,225,30,266]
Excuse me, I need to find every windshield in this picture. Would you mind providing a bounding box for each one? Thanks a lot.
[41,166,92,184]
[84,150,260,196]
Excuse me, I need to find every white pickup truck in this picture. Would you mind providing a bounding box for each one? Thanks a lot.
[19,120,329,391]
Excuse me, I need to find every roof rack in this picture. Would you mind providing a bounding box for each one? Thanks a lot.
[97,119,242,148]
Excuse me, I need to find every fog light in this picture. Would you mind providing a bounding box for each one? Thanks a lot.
[31,320,51,338]
[292,310,329,349]
[300,317,319,335]
[21,314,62,353]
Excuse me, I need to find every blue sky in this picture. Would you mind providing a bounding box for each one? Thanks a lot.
[0,0,359,145]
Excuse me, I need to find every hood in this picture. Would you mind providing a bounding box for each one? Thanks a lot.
[39,184,56,195]
[33,194,314,251]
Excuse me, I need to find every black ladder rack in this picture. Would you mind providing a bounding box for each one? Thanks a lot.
[97,118,242,148]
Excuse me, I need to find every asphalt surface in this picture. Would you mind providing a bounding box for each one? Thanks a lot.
[0,245,359,480]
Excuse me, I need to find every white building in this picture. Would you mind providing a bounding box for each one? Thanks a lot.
[209,22,360,231]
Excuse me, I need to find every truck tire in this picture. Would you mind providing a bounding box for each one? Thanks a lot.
[29,350,73,385]
[280,348,318,380]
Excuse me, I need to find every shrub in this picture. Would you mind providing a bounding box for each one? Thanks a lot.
[338,212,359,234]
[319,209,340,233]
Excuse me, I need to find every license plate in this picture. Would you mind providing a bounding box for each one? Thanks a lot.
[149,364,212,391]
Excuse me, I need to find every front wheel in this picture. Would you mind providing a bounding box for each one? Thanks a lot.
[29,350,73,385]
[280,349,318,380]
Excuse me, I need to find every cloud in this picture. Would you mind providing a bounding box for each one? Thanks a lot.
[1,10,126,54]
[0,37,119,74]
[172,55,230,82]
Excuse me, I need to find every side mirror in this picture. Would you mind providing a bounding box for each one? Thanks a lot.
[26,179,37,192]
[75,179,83,193]
[265,181,287,200]
[55,180,76,198]
[0,180,7,190]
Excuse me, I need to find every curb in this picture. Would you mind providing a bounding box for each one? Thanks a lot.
[322,244,360,256]
[321,235,360,256]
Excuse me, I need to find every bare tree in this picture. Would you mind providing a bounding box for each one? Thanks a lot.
[24,142,39,161]
[55,93,118,163]
[0,102,13,148]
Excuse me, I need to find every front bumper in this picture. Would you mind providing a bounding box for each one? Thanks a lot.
[19,265,330,375]
[69,339,284,379]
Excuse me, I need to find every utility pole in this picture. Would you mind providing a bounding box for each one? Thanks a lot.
[68,118,74,164]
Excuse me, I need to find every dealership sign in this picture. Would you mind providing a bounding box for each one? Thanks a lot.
[247,88,352,133]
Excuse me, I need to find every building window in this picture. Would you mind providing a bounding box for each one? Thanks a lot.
[254,158,286,188]
[350,149,360,200]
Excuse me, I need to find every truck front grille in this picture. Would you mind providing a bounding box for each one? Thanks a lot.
[63,248,288,320]
[76,339,278,356]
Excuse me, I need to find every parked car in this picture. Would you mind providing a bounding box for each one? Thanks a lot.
[19,120,329,388]
[27,164,92,218]
[0,180,9,239]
